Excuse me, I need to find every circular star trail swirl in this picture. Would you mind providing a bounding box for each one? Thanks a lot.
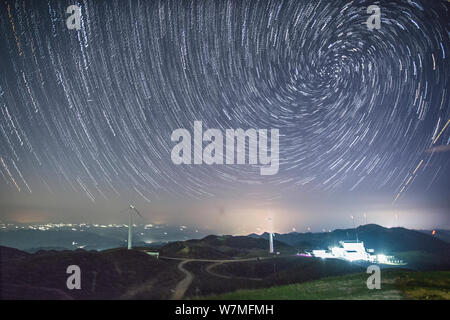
[0,0,449,205]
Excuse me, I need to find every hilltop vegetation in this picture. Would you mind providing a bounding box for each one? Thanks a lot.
[204,269,450,300]
[184,256,365,298]
[2,225,449,300]
[250,224,450,254]
[159,235,295,259]
[0,246,183,299]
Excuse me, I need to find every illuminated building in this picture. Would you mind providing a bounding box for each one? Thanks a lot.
[311,240,405,265]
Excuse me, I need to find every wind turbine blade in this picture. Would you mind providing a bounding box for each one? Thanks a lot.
[132,207,144,219]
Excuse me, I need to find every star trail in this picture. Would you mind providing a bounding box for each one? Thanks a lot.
[0,0,449,230]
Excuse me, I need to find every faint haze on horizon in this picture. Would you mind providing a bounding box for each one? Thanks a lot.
[0,1,449,234]
[1,183,449,233]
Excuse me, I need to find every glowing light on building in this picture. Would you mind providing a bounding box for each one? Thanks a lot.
[309,240,405,265]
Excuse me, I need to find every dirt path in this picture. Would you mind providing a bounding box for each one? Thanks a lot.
[161,256,271,299]
[205,262,232,279]
[170,259,194,300]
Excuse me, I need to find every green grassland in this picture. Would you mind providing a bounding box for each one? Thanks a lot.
[203,269,450,300]
[184,256,365,298]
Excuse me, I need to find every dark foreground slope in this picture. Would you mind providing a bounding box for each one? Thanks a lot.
[0,246,183,299]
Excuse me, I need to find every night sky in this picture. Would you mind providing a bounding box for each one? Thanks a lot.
[0,0,449,233]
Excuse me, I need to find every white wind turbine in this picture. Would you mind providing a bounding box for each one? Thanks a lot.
[268,217,274,254]
[122,205,143,250]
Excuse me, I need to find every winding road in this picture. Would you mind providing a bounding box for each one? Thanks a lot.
[160,256,272,300]
[171,259,194,300]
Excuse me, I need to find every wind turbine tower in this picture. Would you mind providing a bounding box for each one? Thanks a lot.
[268,217,274,254]
[125,205,143,250]
[269,232,274,254]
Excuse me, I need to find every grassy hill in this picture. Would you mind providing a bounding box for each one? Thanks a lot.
[251,224,450,254]
[159,235,295,259]
[184,256,365,298]
[2,226,449,300]
[418,229,450,243]
[0,246,183,299]
[203,269,450,300]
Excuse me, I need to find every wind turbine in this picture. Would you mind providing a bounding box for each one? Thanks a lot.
[122,205,143,250]
[268,217,274,254]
